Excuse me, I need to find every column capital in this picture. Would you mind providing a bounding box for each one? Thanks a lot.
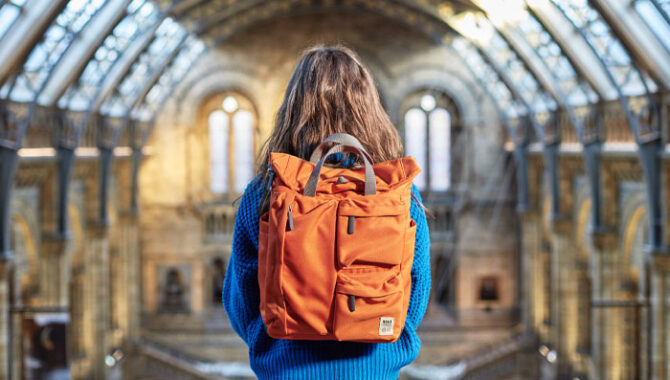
[0,257,12,281]
[86,221,109,239]
[517,208,540,219]
[41,233,70,253]
[118,210,140,223]
[549,215,573,235]
[649,249,670,272]
[590,229,619,251]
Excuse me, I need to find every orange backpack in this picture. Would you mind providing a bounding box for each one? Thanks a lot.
[258,133,420,343]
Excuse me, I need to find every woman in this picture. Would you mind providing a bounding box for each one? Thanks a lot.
[223,45,431,379]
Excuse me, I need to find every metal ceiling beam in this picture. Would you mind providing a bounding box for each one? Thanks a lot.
[592,0,670,88]
[549,0,665,252]
[90,21,163,113]
[125,36,189,117]
[0,0,68,86]
[528,0,617,100]
[38,0,131,106]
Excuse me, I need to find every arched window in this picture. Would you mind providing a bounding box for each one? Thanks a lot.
[206,93,257,195]
[403,93,457,192]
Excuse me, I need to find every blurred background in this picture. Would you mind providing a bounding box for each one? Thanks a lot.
[0,0,669,379]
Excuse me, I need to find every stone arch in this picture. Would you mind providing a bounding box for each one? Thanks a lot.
[390,66,481,129]
[172,62,264,128]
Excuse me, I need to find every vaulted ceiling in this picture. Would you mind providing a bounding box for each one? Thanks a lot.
[0,0,668,151]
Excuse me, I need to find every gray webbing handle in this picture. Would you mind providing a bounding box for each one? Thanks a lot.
[304,135,377,197]
[308,133,373,164]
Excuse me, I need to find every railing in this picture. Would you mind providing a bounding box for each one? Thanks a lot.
[3,101,142,150]
[199,203,236,243]
[124,339,227,380]
[401,333,538,380]
[426,201,457,241]
[461,333,537,379]
[602,100,635,143]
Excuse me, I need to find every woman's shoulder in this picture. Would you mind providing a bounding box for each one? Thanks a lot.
[239,175,265,210]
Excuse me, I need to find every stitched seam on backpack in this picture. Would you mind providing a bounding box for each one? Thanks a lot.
[399,157,407,179]
[278,192,293,336]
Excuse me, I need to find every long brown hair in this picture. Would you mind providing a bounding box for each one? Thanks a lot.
[256,45,404,213]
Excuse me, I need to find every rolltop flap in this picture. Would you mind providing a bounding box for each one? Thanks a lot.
[269,152,421,195]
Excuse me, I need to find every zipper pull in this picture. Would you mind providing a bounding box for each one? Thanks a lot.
[266,165,275,192]
[348,295,356,312]
[347,216,355,234]
[287,204,294,231]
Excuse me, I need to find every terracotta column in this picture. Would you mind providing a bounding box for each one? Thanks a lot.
[519,210,541,333]
[650,251,669,380]
[590,231,619,380]
[119,213,140,341]
[85,223,110,380]
[40,237,69,307]
[549,218,579,377]
[0,259,11,379]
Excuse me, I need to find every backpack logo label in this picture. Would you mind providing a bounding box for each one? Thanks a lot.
[379,317,394,335]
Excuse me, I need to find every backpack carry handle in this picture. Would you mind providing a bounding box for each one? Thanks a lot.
[304,135,377,197]
[308,133,373,164]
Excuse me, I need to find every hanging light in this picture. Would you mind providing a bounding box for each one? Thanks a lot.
[420,94,436,112]
[222,95,238,113]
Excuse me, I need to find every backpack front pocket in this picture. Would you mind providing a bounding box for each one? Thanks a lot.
[332,267,404,342]
[281,196,338,336]
[336,197,410,268]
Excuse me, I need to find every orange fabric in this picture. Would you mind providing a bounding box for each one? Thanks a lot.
[258,152,420,343]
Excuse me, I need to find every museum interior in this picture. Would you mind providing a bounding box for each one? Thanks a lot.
[0,0,668,379]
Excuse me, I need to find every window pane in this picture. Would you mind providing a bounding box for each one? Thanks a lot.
[452,37,526,119]
[429,108,450,191]
[209,110,228,194]
[233,110,254,193]
[7,0,105,101]
[101,16,186,116]
[133,37,206,121]
[552,0,657,96]
[59,0,160,110]
[515,13,597,106]
[405,107,427,191]
[0,2,22,41]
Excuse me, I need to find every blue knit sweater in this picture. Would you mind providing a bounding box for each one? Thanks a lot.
[223,176,431,380]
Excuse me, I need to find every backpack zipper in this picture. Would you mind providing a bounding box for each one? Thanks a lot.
[266,165,275,192]
[348,295,356,312]
[287,204,294,231]
[347,216,355,234]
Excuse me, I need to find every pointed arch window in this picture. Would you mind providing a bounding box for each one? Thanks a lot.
[403,93,456,192]
[206,94,256,195]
